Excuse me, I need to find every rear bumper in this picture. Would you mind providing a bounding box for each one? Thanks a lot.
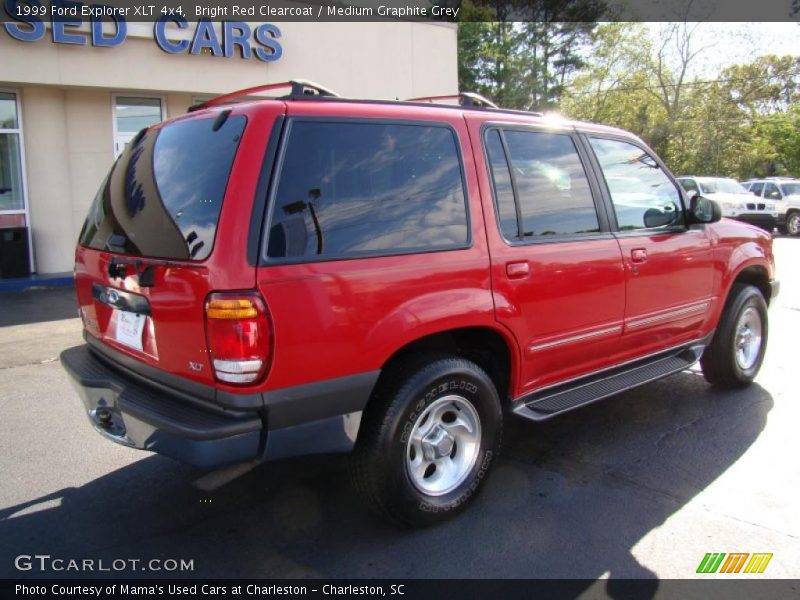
[60,344,379,469]
[61,345,263,468]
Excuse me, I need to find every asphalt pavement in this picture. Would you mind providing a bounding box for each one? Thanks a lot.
[0,239,798,584]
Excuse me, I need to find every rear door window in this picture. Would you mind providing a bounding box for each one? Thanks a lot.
[265,120,469,261]
[80,115,246,260]
[484,128,600,240]
[763,183,782,200]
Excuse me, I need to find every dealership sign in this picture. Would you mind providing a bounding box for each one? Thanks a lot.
[2,0,283,61]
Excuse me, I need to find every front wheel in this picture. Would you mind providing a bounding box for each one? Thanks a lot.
[786,211,800,236]
[701,284,768,388]
[350,356,502,527]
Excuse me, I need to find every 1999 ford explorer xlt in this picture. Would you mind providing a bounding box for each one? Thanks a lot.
[61,81,778,526]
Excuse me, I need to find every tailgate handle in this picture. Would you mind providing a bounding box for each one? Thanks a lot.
[92,284,151,315]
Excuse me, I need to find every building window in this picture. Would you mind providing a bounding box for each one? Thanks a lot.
[0,91,27,227]
[113,96,164,158]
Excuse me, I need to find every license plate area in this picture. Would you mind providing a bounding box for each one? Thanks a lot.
[114,310,146,351]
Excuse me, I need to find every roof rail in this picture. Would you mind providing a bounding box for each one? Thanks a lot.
[407,92,499,109]
[188,79,340,112]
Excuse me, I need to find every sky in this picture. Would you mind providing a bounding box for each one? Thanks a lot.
[645,22,800,77]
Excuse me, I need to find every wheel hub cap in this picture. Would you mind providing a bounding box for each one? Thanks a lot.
[405,394,482,497]
[422,426,455,460]
[734,306,763,370]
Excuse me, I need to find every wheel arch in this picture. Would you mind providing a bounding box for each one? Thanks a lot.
[728,264,773,306]
[363,326,519,421]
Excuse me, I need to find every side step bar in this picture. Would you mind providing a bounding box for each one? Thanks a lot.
[513,339,709,422]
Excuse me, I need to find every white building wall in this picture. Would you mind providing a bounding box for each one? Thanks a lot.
[0,21,458,273]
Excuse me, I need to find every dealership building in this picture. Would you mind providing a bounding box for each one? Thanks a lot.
[0,17,457,276]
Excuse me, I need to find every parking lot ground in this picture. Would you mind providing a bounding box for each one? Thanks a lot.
[0,238,798,581]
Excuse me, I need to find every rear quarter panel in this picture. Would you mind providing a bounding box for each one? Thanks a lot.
[254,104,509,391]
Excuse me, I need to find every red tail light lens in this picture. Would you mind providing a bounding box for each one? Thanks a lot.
[204,293,272,385]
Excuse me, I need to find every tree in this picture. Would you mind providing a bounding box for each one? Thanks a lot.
[457,0,604,110]
[516,21,597,110]
[560,23,654,125]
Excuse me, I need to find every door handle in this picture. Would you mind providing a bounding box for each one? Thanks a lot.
[631,248,648,263]
[506,261,530,279]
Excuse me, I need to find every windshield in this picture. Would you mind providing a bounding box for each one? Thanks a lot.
[781,182,800,195]
[79,115,246,260]
[698,178,748,194]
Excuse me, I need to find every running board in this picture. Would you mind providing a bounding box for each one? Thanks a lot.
[513,341,707,422]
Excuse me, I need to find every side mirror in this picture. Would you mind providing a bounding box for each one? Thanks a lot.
[689,195,721,224]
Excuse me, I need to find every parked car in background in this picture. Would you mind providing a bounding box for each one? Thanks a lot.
[743,178,800,236]
[677,176,778,232]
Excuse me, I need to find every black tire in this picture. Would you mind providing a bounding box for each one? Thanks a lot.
[350,355,503,527]
[701,284,768,388]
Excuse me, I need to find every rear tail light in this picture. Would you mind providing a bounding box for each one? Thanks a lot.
[204,293,272,385]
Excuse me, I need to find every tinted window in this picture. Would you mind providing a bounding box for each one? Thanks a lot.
[266,121,468,260]
[749,182,764,196]
[80,115,246,260]
[590,138,683,231]
[763,183,782,199]
[485,129,518,238]
[678,178,698,194]
[486,129,599,238]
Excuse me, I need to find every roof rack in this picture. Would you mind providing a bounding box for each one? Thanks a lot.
[188,79,340,112]
[406,92,499,109]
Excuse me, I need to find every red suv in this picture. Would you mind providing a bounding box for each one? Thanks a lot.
[61,81,778,526]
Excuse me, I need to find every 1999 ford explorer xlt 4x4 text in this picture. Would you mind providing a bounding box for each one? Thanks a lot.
[61,80,779,526]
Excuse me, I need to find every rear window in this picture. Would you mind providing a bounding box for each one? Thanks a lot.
[265,120,469,261]
[79,115,246,261]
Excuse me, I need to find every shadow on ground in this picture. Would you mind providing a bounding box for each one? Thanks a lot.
[0,287,77,327]
[0,370,772,596]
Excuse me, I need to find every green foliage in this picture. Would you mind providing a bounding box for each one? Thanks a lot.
[459,17,799,179]
[755,104,800,176]
[559,25,800,179]
[457,0,603,110]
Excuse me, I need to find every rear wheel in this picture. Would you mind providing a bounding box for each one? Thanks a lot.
[786,211,800,236]
[701,284,768,388]
[350,356,502,527]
